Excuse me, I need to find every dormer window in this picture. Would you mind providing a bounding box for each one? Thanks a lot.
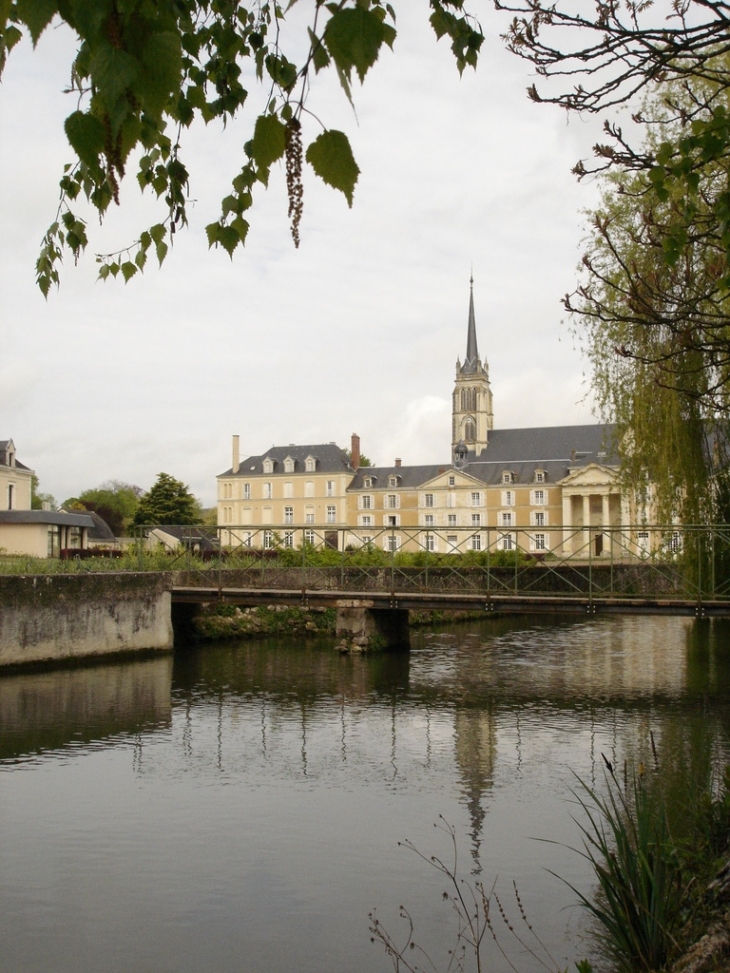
[535,470,545,483]
[388,475,400,487]
[284,456,295,473]
[363,476,372,488]
[502,471,514,484]
[263,458,275,474]
[305,456,316,472]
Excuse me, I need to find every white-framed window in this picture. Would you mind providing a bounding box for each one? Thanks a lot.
[531,489,546,505]
[361,535,372,546]
[447,534,458,550]
[284,457,295,473]
[470,491,482,507]
[448,475,455,487]
[242,532,252,548]
[305,456,316,472]
[386,534,399,552]
[502,471,513,484]
[263,530,274,549]
[532,511,546,527]
[425,493,434,508]
[284,531,294,548]
[326,480,335,497]
[637,531,650,552]
[360,515,373,527]
[263,458,274,474]
[448,513,457,527]
[243,483,251,500]
[501,490,514,506]
[531,533,547,551]
[326,505,336,524]
[385,494,399,509]
[470,534,482,551]
[501,512,513,527]
[304,529,315,545]
[363,476,373,488]
[471,513,481,527]
[499,533,514,551]
[284,481,293,499]
[535,470,545,483]
[386,514,399,527]
[360,494,372,509]
[305,511,315,524]
[424,533,435,552]
[305,480,314,498]
[263,482,272,499]
[668,531,682,553]
[424,514,434,527]
[388,475,399,487]
[284,506,294,525]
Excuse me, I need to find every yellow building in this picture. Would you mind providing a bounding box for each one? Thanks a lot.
[217,281,624,557]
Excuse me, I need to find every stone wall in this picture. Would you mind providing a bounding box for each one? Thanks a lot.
[0,573,174,667]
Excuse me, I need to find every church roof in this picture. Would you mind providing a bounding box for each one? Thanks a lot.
[461,276,480,375]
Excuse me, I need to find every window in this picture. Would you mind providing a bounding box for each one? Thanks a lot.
[387,515,398,527]
[387,535,399,552]
[535,471,545,483]
[424,533,435,552]
[326,480,335,497]
[500,533,513,551]
[243,483,251,500]
[533,533,546,551]
[242,532,252,548]
[385,494,399,509]
[447,514,457,527]
[425,493,434,507]
[363,477,372,488]
[447,535,458,550]
[305,480,314,498]
[326,505,336,524]
[361,536,373,547]
[638,531,650,552]
[304,529,315,546]
[284,457,295,473]
[284,481,293,499]
[448,475,455,487]
[69,526,82,549]
[470,491,481,507]
[305,457,316,472]
[501,512,513,527]
[533,511,545,527]
[447,492,457,508]
[531,489,546,505]
[502,471,513,484]
[284,506,294,525]
[501,490,514,506]
[284,531,294,548]
[470,534,481,551]
[424,514,434,527]
[471,513,481,527]
[461,387,477,411]
[263,458,274,474]
[263,482,272,499]
[305,511,315,524]
[7,484,13,510]
[360,515,373,527]
[263,530,274,549]
[361,495,372,509]
[464,418,476,442]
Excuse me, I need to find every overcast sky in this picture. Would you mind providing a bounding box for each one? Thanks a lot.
[0,3,606,507]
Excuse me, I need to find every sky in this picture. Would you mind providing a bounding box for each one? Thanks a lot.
[0,3,608,508]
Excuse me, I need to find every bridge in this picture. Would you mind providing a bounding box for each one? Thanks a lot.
[156,523,730,649]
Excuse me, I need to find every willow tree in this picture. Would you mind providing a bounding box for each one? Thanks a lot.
[569,73,730,525]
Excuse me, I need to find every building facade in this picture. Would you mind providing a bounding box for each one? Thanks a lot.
[217,283,626,558]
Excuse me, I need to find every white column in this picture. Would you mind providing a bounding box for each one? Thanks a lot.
[602,493,611,557]
[583,495,591,556]
[562,493,572,555]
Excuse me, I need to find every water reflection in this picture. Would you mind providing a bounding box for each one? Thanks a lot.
[0,615,729,973]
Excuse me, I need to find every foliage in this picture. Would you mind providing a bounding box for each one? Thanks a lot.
[1,1,483,293]
[369,817,584,973]
[132,472,202,526]
[569,72,730,523]
[30,475,56,511]
[66,480,142,535]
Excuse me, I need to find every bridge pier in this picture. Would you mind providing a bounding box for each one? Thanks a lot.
[335,603,410,653]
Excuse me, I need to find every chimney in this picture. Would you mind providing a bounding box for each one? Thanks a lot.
[570,449,576,464]
[351,432,361,470]
[395,458,402,467]
[232,434,240,474]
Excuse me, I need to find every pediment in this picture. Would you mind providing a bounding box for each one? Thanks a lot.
[559,463,619,489]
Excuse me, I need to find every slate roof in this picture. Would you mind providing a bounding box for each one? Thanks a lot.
[84,510,117,542]
[220,443,352,477]
[0,440,32,471]
[0,511,95,527]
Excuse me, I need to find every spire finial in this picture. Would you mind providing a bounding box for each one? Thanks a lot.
[463,274,479,373]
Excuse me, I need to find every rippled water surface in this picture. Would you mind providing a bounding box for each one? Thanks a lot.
[1,614,730,973]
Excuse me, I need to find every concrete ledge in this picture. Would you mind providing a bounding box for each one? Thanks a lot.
[0,573,174,668]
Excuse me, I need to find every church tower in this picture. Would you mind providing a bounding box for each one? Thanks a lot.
[452,277,493,457]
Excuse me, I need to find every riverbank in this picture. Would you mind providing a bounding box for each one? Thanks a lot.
[191,603,488,641]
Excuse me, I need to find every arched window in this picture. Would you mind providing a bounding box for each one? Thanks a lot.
[461,388,477,412]
[464,418,476,442]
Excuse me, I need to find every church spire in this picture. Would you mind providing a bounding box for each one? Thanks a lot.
[463,274,479,374]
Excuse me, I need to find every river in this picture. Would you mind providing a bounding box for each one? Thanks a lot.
[1,613,729,973]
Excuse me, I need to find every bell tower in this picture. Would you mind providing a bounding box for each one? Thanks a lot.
[452,276,493,457]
